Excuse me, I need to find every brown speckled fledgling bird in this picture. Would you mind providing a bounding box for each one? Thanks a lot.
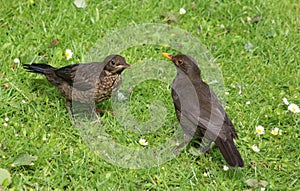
[162,53,244,167]
[24,54,130,119]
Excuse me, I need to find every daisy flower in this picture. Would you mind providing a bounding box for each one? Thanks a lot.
[13,58,20,64]
[255,125,265,135]
[65,49,73,60]
[223,165,229,171]
[179,8,186,15]
[139,138,148,146]
[202,172,209,177]
[252,145,260,152]
[288,103,300,113]
[271,127,280,136]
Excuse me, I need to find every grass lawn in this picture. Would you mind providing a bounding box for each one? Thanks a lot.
[0,0,299,190]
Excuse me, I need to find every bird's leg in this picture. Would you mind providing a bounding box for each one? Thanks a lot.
[95,108,108,114]
[91,108,100,124]
[198,138,213,154]
[65,100,75,125]
[173,133,194,154]
[200,144,211,153]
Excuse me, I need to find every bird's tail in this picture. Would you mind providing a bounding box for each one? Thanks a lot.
[23,63,55,75]
[215,137,244,167]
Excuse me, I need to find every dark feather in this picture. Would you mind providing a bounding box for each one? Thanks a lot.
[215,137,244,167]
[23,63,55,74]
[166,54,244,167]
[55,64,79,86]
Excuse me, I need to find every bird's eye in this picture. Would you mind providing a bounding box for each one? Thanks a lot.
[177,60,183,65]
[110,60,116,65]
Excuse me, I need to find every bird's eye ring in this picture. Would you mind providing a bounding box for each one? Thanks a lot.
[177,60,183,65]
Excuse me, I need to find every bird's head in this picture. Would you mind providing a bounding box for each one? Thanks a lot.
[162,53,201,78]
[104,55,130,74]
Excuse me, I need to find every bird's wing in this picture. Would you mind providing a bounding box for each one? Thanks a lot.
[173,74,233,141]
[55,64,79,85]
[171,87,181,121]
[55,62,105,91]
[172,87,199,141]
[200,82,237,138]
[196,81,237,140]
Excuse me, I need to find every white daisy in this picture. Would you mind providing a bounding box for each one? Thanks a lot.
[139,138,148,146]
[65,49,73,60]
[255,125,265,135]
[223,165,229,171]
[179,8,186,15]
[13,58,20,64]
[288,103,300,113]
[251,145,260,152]
[271,127,280,136]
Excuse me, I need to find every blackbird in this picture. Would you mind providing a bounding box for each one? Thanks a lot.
[162,53,244,167]
[24,54,130,119]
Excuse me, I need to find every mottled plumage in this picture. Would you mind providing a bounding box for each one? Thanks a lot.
[162,53,244,167]
[24,54,130,118]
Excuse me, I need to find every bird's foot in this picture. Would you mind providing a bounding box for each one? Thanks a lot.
[197,139,213,154]
[95,108,114,115]
[90,109,100,123]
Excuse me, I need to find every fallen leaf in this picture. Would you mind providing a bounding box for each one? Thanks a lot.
[0,168,11,186]
[259,180,268,187]
[2,83,9,89]
[11,153,37,167]
[74,0,86,8]
[245,178,268,188]
[38,50,47,55]
[245,179,259,187]
[251,15,263,23]
[49,38,59,47]
[250,161,269,167]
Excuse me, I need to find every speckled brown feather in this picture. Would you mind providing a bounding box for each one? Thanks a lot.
[23,54,130,114]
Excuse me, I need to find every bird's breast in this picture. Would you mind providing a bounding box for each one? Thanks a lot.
[94,74,122,103]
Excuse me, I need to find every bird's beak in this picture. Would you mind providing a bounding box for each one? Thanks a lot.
[161,53,173,61]
[111,63,130,74]
[116,63,131,69]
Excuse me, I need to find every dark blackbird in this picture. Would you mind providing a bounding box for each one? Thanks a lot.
[24,55,130,119]
[162,53,244,167]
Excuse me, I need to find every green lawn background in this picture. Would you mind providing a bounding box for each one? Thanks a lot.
[0,0,299,190]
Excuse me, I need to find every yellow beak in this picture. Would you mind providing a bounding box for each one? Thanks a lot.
[161,53,173,61]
